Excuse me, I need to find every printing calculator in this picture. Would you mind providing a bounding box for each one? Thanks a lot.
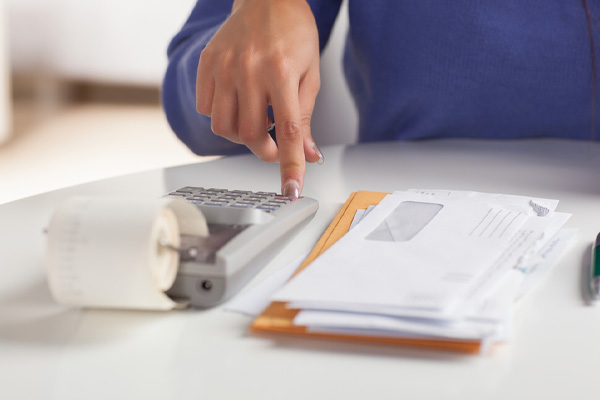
[164,187,319,308]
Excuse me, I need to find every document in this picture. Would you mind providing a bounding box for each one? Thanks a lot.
[515,228,578,299]
[257,189,573,352]
[273,191,531,318]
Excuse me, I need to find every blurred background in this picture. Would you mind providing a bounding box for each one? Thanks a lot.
[0,0,356,204]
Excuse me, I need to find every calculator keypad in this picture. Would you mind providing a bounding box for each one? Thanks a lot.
[166,187,292,213]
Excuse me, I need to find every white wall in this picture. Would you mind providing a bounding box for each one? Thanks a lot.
[0,0,11,144]
[7,0,197,85]
[6,0,357,145]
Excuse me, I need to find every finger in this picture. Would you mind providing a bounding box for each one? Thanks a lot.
[210,83,239,142]
[237,83,279,162]
[270,82,305,198]
[298,66,323,164]
[196,47,216,116]
[304,136,324,165]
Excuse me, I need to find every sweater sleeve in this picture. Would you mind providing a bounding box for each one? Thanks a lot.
[162,0,343,156]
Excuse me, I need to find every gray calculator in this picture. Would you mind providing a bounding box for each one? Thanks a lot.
[164,187,318,308]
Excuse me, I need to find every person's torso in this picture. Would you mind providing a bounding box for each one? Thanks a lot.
[344,0,598,141]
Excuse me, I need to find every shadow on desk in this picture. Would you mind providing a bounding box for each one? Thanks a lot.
[0,278,193,346]
[0,278,81,345]
[581,245,595,306]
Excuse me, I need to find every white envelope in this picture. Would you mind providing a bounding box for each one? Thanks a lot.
[273,191,530,317]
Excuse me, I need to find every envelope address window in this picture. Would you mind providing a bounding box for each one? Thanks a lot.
[366,201,443,242]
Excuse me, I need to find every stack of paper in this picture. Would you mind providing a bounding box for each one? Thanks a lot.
[250,190,576,354]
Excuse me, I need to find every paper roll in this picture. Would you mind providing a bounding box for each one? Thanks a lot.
[45,196,208,310]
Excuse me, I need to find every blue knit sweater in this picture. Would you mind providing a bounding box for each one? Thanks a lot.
[163,0,597,156]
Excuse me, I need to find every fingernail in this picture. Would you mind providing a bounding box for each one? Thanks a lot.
[282,179,300,199]
[312,142,324,165]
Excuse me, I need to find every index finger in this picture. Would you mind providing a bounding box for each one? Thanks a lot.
[270,83,305,198]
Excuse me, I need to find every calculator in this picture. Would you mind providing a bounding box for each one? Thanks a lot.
[164,187,319,308]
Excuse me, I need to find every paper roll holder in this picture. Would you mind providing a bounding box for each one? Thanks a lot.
[158,238,199,261]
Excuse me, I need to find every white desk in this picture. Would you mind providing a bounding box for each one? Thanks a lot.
[1,139,599,399]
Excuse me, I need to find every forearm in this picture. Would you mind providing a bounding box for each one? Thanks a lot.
[162,1,246,156]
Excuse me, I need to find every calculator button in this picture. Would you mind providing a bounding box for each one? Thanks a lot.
[207,188,227,193]
[257,205,279,211]
[177,187,199,193]
[204,201,228,206]
[230,203,253,208]
[188,198,208,203]
[274,196,294,201]
[168,192,188,197]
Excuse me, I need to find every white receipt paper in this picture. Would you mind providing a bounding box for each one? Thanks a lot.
[45,196,208,310]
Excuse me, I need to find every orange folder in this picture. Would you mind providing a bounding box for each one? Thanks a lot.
[250,191,483,354]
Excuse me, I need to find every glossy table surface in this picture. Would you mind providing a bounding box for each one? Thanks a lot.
[1,139,600,399]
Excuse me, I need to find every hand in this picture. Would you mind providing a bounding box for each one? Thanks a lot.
[196,0,323,198]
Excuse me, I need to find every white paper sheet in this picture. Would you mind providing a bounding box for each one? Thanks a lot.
[295,309,502,340]
[349,206,377,231]
[515,228,578,299]
[292,227,575,344]
[349,209,366,231]
[407,189,559,216]
[463,211,571,313]
[224,252,308,316]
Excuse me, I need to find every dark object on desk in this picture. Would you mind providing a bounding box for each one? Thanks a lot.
[590,233,600,301]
